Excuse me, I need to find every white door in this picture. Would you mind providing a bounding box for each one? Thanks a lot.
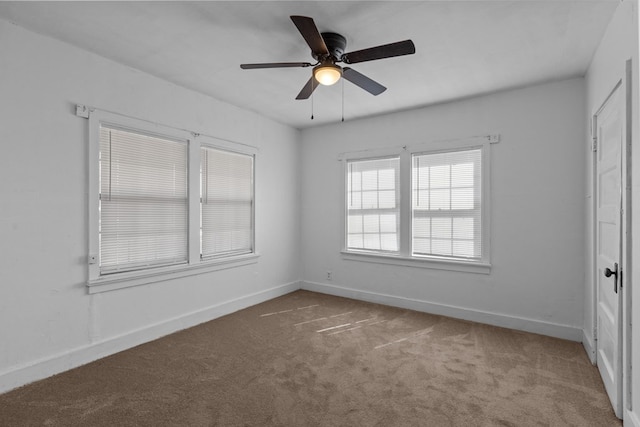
[595,84,623,418]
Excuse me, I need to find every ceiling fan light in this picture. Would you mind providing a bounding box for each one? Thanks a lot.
[313,64,341,86]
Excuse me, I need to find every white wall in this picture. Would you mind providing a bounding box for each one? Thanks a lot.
[585,0,640,425]
[1,7,632,412]
[0,20,301,392]
[300,78,586,340]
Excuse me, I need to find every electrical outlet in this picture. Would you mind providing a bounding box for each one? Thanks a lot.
[327,271,332,281]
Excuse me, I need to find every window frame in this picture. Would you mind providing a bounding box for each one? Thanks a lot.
[340,137,492,274]
[88,109,259,293]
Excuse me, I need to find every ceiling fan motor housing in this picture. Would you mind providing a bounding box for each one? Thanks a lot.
[317,32,347,61]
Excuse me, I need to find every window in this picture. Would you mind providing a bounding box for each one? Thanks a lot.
[412,149,482,260]
[99,126,189,274]
[342,138,491,273]
[87,109,258,292]
[346,157,400,253]
[201,147,254,259]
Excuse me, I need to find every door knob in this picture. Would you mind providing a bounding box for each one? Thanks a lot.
[604,263,619,293]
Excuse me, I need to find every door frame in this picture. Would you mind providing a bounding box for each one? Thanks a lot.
[589,59,633,418]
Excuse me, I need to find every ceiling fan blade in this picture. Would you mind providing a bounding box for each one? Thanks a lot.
[342,40,415,64]
[342,67,386,96]
[290,15,329,56]
[295,77,318,100]
[240,62,312,69]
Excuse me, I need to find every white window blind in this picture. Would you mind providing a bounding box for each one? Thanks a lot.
[412,148,482,259]
[99,126,188,274]
[346,157,400,253]
[201,147,254,259]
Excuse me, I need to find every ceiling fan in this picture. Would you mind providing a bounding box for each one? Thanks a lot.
[240,15,416,100]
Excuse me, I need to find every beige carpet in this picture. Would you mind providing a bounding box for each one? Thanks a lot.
[0,290,620,426]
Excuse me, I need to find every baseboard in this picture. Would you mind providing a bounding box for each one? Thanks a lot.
[582,328,597,364]
[0,281,300,394]
[301,281,582,341]
[626,409,640,427]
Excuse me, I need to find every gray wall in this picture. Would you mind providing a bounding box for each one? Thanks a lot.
[300,78,586,340]
[0,20,302,392]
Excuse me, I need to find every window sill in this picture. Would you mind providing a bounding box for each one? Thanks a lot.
[87,253,260,294]
[340,251,491,274]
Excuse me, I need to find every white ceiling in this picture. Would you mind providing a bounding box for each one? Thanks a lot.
[0,1,618,129]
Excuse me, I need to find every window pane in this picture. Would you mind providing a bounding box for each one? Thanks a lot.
[451,188,473,210]
[363,215,380,233]
[414,166,429,190]
[350,191,362,209]
[348,215,363,233]
[362,191,378,209]
[432,239,452,256]
[350,171,362,191]
[432,218,452,239]
[380,214,397,233]
[430,165,450,188]
[363,234,381,250]
[378,169,396,190]
[452,217,474,240]
[381,233,398,251]
[348,234,364,249]
[452,163,474,187]
[378,190,396,209]
[453,240,474,258]
[430,189,450,210]
[361,170,378,191]
[413,189,429,209]
[413,238,431,254]
[413,217,431,238]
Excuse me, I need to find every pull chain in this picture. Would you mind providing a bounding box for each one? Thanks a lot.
[311,78,315,120]
[341,76,345,122]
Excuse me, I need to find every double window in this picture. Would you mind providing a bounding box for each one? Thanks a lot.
[344,138,491,273]
[88,110,256,291]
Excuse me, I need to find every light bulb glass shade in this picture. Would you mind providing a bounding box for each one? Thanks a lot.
[313,64,341,86]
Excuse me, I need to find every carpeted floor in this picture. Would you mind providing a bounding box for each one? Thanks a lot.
[0,290,620,426]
